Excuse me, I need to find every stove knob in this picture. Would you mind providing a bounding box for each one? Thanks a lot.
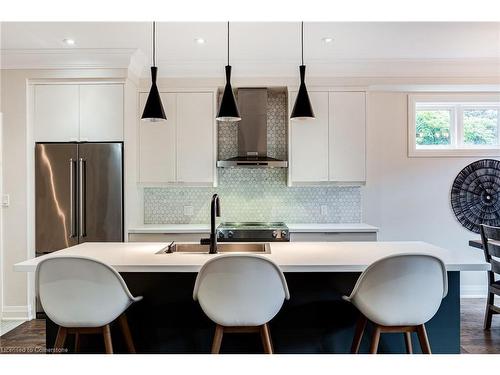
[228,231,234,239]
[272,230,278,238]
[217,231,225,239]
[281,231,287,238]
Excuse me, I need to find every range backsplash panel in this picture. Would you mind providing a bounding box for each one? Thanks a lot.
[143,90,362,224]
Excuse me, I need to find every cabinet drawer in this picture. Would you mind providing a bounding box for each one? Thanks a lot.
[128,233,207,242]
[290,232,377,242]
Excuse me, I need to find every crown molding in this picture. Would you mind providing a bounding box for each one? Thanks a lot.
[144,57,500,78]
[1,48,138,70]
[1,48,499,79]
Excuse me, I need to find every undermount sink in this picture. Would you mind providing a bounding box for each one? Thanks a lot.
[156,242,271,254]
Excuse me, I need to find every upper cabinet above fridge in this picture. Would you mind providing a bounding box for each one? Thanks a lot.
[33,83,124,142]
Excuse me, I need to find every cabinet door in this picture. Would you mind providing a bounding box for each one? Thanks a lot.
[139,93,176,182]
[289,91,329,182]
[79,84,124,141]
[176,92,214,183]
[329,92,366,182]
[34,85,79,142]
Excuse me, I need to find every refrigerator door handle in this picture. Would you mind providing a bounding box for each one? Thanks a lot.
[69,158,77,238]
[79,158,87,238]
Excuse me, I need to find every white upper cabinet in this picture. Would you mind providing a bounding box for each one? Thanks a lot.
[138,91,215,185]
[139,93,177,183]
[289,91,329,182]
[79,85,124,141]
[176,92,214,183]
[34,85,80,142]
[288,90,366,184]
[329,92,366,182]
[33,83,124,142]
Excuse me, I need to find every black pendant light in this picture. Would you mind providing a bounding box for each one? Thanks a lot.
[291,22,315,120]
[216,22,241,122]
[142,21,166,122]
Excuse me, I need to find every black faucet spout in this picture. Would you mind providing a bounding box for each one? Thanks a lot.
[209,194,221,254]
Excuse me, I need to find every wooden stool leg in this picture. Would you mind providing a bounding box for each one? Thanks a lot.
[103,324,113,354]
[53,326,67,353]
[260,323,274,354]
[118,314,136,353]
[211,325,224,354]
[484,292,494,330]
[416,324,431,354]
[404,332,413,354]
[74,332,80,353]
[369,325,381,354]
[351,315,367,354]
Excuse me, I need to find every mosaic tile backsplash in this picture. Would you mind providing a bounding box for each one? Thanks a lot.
[144,169,361,224]
[143,90,362,224]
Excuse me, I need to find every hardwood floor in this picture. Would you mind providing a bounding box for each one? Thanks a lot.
[460,298,500,354]
[1,299,498,354]
[0,319,45,354]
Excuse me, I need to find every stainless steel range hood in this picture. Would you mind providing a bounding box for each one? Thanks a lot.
[217,88,288,168]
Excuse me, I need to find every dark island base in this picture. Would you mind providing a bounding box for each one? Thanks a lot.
[45,272,460,354]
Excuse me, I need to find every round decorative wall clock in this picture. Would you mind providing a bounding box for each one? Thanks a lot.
[451,159,500,233]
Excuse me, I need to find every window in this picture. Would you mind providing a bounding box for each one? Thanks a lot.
[408,94,500,157]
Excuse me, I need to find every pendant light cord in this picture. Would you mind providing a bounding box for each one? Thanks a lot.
[227,21,230,66]
[301,21,304,66]
[153,21,156,67]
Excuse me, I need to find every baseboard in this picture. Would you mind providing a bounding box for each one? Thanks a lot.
[461,285,488,298]
[2,305,33,320]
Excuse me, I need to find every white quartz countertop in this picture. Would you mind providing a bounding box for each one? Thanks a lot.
[14,241,487,273]
[128,223,379,234]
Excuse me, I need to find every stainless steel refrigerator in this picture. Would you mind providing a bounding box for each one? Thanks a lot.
[35,142,123,256]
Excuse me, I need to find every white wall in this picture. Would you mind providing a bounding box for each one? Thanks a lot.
[363,91,487,296]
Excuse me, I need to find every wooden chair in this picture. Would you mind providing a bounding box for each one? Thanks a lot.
[36,256,142,354]
[479,224,500,329]
[53,314,136,354]
[193,254,289,354]
[343,254,447,354]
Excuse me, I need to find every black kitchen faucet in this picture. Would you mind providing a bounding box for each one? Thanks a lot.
[200,194,221,254]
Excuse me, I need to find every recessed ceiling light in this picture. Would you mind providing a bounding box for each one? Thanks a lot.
[63,38,75,46]
[321,37,334,43]
[194,38,206,44]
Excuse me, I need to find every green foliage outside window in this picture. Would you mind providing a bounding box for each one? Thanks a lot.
[416,110,451,145]
[463,109,498,145]
[416,108,499,146]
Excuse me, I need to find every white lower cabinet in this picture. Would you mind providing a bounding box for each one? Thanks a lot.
[128,233,207,242]
[288,90,366,184]
[129,231,377,243]
[290,232,377,242]
[138,91,215,185]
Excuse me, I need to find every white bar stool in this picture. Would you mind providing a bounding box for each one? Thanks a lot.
[193,254,290,354]
[343,254,447,354]
[36,256,143,354]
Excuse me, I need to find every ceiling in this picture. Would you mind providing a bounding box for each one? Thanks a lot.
[1,22,500,77]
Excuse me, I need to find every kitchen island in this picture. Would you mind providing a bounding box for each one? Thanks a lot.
[15,241,488,354]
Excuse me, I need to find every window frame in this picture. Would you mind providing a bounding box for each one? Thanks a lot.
[408,93,500,157]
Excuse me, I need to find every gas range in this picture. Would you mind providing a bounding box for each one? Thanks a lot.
[216,222,290,242]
